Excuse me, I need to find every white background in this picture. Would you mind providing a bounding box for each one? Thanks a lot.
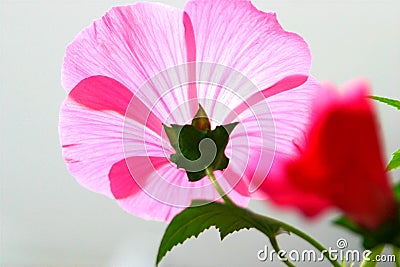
[1,0,400,266]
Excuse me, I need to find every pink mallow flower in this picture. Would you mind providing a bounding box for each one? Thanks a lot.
[59,0,318,221]
[261,79,397,230]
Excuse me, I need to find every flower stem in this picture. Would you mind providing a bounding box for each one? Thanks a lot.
[205,167,233,205]
[206,167,340,267]
[273,219,342,267]
[360,245,384,267]
[393,246,400,267]
[252,211,341,267]
[269,236,297,267]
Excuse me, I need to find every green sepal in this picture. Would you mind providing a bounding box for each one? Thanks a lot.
[334,183,400,248]
[191,104,211,131]
[387,149,400,171]
[208,123,238,171]
[334,207,400,249]
[166,116,238,182]
[394,183,400,203]
[163,124,183,151]
[156,200,283,266]
[173,125,207,164]
[185,170,207,182]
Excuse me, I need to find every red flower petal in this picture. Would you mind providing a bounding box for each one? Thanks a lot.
[263,79,397,229]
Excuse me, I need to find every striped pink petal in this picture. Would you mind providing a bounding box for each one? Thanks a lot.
[60,76,164,197]
[60,0,316,222]
[62,3,187,93]
[184,0,311,93]
[111,156,248,221]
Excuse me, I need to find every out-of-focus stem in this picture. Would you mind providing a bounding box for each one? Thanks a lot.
[360,245,384,267]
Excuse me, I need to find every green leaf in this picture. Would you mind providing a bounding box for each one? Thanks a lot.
[370,96,400,110]
[388,149,400,171]
[156,201,282,266]
[370,96,400,171]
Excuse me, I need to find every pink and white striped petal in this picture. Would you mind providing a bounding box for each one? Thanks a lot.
[222,77,321,197]
[62,3,187,93]
[257,77,322,199]
[223,96,275,196]
[111,156,249,221]
[267,77,321,173]
[59,76,165,197]
[184,0,311,93]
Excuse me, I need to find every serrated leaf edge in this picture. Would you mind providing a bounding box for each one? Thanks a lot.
[156,207,228,265]
[387,149,400,171]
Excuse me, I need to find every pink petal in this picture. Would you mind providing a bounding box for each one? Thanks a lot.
[69,75,132,116]
[60,76,165,197]
[183,12,196,64]
[224,97,275,196]
[113,156,249,221]
[183,11,198,114]
[60,98,125,197]
[62,3,187,93]
[109,158,141,199]
[126,65,194,126]
[184,0,311,92]
[255,77,321,198]
[224,77,321,197]
[227,75,309,120]
[109,157,173,200]
[267,77,321,163]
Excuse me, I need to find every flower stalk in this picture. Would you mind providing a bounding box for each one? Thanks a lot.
[393,246,400,267]
[276,220,342,267]
[206,168,341,267]
[359,245,384,267]
[205,167,233,205]
[269,236,297,267]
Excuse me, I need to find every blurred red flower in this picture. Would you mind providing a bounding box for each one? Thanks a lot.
[263,79,397,229]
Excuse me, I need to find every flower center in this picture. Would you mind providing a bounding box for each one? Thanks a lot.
[163,105,238,182]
